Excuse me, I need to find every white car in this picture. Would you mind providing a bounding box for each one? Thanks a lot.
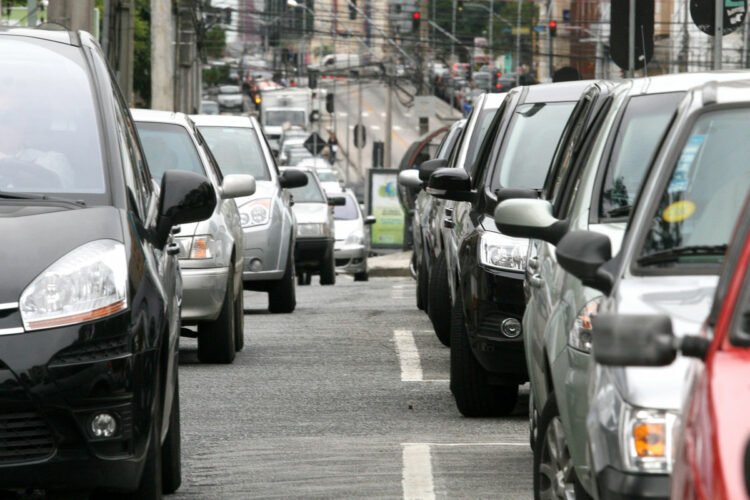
[217,85,243,112]
[296,157,332,171]
[333,190,375,281]
[316,168,344,193]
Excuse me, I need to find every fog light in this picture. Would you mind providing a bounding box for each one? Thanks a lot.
[90,412,117,438]
[501,318,522,338]
[250,259,262,272]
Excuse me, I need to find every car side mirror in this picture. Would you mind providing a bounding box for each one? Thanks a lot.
[426,167,475,202]
[592,314,677,366]
[398,169,423,190]
[556,230,614,294]
[494,198,569,245]
[364,215,376,225]
[418,158,448,181]
[327,194,346,206]
[155,170,217,248]
[279,169,308,189]
[220,174,256,199]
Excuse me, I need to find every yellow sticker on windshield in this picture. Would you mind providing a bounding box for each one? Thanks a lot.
[663,200,695,223]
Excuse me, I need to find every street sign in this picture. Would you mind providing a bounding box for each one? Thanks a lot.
[413,96,436,119]
[532,25,547,33]
[304,132,326,156]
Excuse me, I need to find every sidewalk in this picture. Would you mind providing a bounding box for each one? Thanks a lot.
[368,251,412,278]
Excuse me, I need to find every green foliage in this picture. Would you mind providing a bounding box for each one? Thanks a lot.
[133,0,150,106]
[204,26,226,59]
[203,65,230,87]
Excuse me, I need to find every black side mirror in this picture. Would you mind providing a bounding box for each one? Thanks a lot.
[418,158,448,181]
[592,314,677,366]
[364,215,376,225]
[495,187,538,204]
[327,194,346,206]
[155,170,217,248]
[427,167,475,202]
[279,169,308,189]
[556,230,613,294]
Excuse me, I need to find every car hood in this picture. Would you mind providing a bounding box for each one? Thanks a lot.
[608,274,719,410]
[0,205,124,303]
[233,180,277,209]
[334,218,362,241]
[292,202,329,224]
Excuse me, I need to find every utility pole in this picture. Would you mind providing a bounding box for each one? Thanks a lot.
[627,0,635,77]
[151,0,174,111]
[345,37,352,185]
[48,0,96,32]
[357,76,363,176]
[451,0,457,62]
[488,0,494,61]
[515,0,522,86]
[385,69,392,169]
[714,0,723,69]
[27,0,38,27]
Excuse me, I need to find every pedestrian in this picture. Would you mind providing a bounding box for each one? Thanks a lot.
[327,131,339,165]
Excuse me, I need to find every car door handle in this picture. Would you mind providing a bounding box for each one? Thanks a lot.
[445,207,454,217]
[166,243,180,256]
[528,257,539,271]
[444,218,455,229]
[528,274,543,288]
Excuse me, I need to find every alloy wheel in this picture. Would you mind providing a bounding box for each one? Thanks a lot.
[538,416,576,500]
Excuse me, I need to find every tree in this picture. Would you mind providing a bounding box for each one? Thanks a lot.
[203,25,226,59]
[133,0,150,106]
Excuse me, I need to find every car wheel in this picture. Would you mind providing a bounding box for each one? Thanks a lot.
[297,272,312,286]
[427,254,451,347]
[450,293,519,417]
[197,266,236,364]
[269,248,296,313]
[161,372,181,494]
[354,270,369,282]
[530,392,538,451]
[319,246,336,285]
[416,252,429,311]
[534,393,591,500]
[234,287,245,351]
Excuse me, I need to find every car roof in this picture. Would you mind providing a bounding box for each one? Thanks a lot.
[0,26,79,46]
[189,114,255,128]
[696,78,750,105]
[480,93,505,109]
[523,79,597,103]
[131,108,192,127]
[629,70,750,94]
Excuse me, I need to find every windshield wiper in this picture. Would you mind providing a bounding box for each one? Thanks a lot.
[606,205,632,218]
[637,244,727,266]
[0,191,86,208]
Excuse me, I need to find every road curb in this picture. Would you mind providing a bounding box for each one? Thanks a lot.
[368,266,412,278]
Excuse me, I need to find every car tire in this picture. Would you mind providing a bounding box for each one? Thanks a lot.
[297,272,312,286]
[450,293,518,417]
[319,246,336,286]
[416,252,429,311]
[197,266,236,364]
[354,270,369,282]
[534,393,591,500]
[161,374,182,494]
[427,254,451,347]
[269,249,296,313]
[234,288,245,351]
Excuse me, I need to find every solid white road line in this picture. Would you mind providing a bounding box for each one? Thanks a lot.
[418,442,527,447]
[393,330,423,382]
[402,444,435,500]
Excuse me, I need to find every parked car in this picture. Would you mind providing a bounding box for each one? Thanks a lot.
[296,157,333,171]
[217,84,244,112]
[201,99,219,115]
[133,109,255,364]
[317,167,344,193]
[284,167,344,285]
[278,137,307,165]
[333,190,375,281]
[0,28,217,496]
[428,80,589,417]
[190,114,308,314]
[285,146,315,167]
[494,71,750,498]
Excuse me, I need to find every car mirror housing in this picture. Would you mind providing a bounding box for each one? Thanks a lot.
[398,169,423,190]
[220,174,256,199]
[592,314,677,366]
[494,198,568,245]
[327,194,347,206]
[364,215,376,225]
[418,158,448,181]
[556,230,613,294]
[426,167,475,202]
[155,170,217,248]
[279,169,308,189]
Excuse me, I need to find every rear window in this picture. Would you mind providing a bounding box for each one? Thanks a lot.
[334,194,358,220]
[136,122,206,183]
[464,108,497,170]
[287,171,325,203]
[199,126,270,181]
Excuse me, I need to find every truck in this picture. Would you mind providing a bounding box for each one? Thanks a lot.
[259,87,313,154]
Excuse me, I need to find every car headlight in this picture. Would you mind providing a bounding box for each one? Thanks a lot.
[344,230,364,246]
[174,235,217,260]
[19,239,128,331]
[478,232,528,272]
[297,223,327,237]
[568,297,602,353]
[240,199,271,227]
[622,406,678,473]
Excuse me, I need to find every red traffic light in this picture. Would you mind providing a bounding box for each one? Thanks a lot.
[548,20,557,28]
[413,11,420,19]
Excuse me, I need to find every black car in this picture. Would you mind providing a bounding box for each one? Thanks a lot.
[427,81,590,417]
[0,29,215,496]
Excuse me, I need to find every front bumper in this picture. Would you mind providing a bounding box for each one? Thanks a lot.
[596,467,670,500]
[242,223,287,283]
[0,312,157,491]
[295,237,332,272]
[180,266,229,323]
[334,242,367,274]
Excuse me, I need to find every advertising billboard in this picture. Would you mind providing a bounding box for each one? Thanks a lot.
[368,169,405,250]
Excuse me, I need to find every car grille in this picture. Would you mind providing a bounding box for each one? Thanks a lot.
[478,312,507,337]
[0,410,56,464]
[50,335,130,367]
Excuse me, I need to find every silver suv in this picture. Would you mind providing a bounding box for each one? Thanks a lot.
[191,114,307,313]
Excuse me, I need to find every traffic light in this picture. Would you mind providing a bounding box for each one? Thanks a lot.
[412,11,420,31]
[326,93,335,113]
[458,0,464,11]
[348,0,357,20]
[548,20,557,37]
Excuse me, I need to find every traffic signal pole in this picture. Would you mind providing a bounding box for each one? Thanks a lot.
[714,0,723,69]
[627,0,635,77]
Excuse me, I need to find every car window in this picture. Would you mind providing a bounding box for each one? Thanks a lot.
[334,194,358,220]
[136,123,206,183]
[198,126,271,181]
[464,108,497,172]
[0,39,105,195]
[265,110,306,127]
[599,92,684,218]
[287,171,325,203]
[637,108,750,269]
[491,101,576,190]
[436,123,463,160]
[317,170,338,183]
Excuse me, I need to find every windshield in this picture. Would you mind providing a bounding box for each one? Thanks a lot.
[492,101,576,189]
[201,101,219,115]
[464,108,497,169]
[287,149,313,166]
[198,126,270,181]
[334,194,358,220]
[136,122,206,183]
[220,86,240,94]
[600,92,684,217]
[638,108,750,268]
[0,39,105,196]
[266,110,306,127]
[288,171,325,203]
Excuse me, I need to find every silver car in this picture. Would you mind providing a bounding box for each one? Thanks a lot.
[190,114,308,313]
[133,109,255,364]
[333,190,375,280]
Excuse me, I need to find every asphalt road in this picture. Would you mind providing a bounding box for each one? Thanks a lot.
[175,276,533,499]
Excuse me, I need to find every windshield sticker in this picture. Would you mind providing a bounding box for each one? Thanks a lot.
[663,200,696,223]
[669,134,704,194]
